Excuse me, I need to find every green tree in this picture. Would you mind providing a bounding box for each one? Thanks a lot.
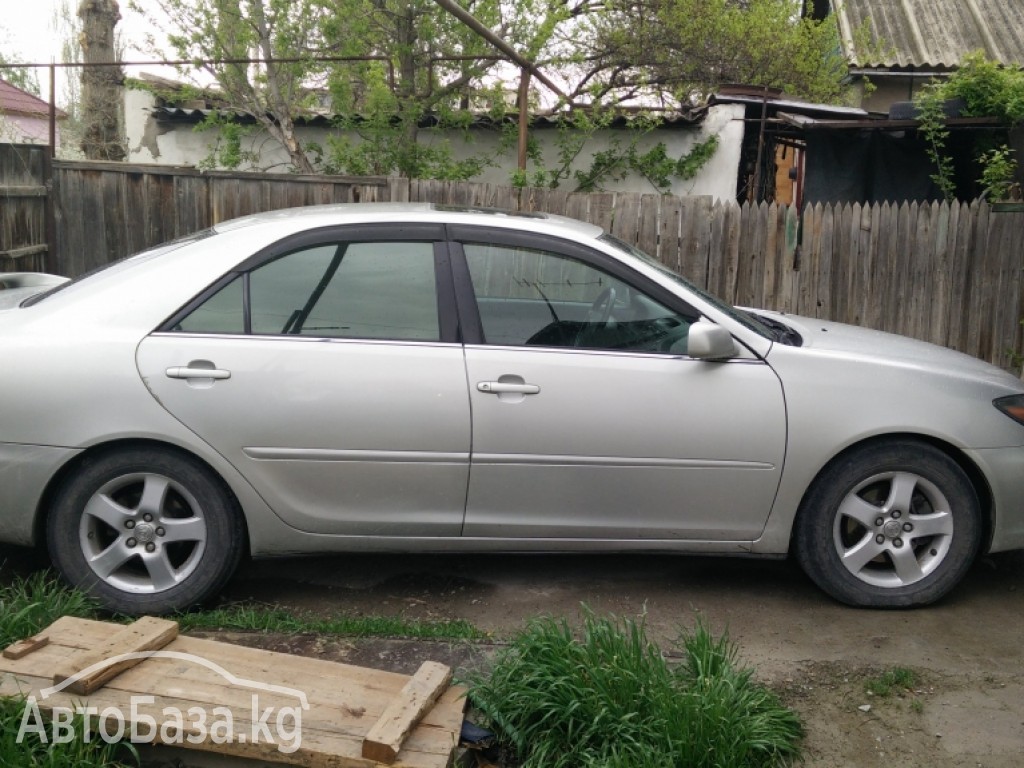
[0,32,40,96]
[131,0,565,176]
[316,0,560,178]
[566,0,851,106]
[131,0,331,172]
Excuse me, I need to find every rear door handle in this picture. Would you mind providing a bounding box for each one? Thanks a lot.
[165,366,231,380]
[477,381,540,395]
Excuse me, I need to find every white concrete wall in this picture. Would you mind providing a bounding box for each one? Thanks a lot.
[125,88,744,200]
[0,114,60,149]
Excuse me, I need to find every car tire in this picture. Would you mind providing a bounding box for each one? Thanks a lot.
[47,447,244,615]
[793,440,982,608]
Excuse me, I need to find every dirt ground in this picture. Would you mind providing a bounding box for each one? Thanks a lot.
[3,544,1023,766]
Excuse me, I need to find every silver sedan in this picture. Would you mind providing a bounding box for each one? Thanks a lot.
[2,204,1023,613]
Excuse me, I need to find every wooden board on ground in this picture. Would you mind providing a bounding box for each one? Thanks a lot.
[52,615,178,695]
[0,616,466,768]
[362,661,453,764]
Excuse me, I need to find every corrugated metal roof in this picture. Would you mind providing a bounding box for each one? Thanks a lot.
[151,106,707,128]
[836,0,1024,69]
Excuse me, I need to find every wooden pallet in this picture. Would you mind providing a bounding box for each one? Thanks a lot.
[0,616,466,767]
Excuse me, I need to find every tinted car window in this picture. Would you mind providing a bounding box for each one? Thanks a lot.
[176,241,440,341]
[463,243,694,353]
[175,276,245,334]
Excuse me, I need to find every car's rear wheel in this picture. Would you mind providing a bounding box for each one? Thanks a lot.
[794,440,982,608]
[47,448,244,615]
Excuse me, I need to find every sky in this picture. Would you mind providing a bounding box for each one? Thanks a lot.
[0,0,158,104]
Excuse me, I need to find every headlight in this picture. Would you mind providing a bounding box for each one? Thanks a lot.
[994,395,1024,426]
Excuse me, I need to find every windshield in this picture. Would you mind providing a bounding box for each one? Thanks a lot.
[599,233,775,340]
[21,229,216,307]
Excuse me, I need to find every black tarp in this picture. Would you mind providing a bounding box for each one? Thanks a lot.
[803,131,942,204]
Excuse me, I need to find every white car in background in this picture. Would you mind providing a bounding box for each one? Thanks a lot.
[1,204,1023,614]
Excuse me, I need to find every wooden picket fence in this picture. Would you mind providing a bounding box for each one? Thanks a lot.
[0,143,48,273]
[397,179,1024,370]
[1,155,1022,369]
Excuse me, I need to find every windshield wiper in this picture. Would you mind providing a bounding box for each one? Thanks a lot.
[746,312,802,346]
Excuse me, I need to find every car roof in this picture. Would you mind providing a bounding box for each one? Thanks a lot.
[212,202,606,241]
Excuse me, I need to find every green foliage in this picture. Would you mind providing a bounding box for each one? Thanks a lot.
[579,0,854,106]
[194,111,258,171]
[0,697,138,768]
[177,602,486,640]
[134,0,564,176]
[865,667,919,698]
[978,145,1021,201]
[915,53,1024,201]
[468,609,802,768]
[0,53,40,97]
[507,109,720,193]
[0,573,135,765]
[916,87,958,200]
[0,571,97,649]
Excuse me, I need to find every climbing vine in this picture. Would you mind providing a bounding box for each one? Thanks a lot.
[506,110,720,193]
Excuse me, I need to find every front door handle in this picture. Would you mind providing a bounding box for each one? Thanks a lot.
[477,381,540,395]
[166,365,231,380]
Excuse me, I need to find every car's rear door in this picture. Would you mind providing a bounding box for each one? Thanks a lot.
[136,224,471,536]
[449,226,787,541]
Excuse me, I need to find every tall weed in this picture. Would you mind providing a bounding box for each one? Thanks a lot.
[469,610,802,768]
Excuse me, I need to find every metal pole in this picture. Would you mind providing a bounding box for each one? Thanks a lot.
[750,86,770,203]
[45,62,57,275]
[518,68,531,172]
[431,0,572,106]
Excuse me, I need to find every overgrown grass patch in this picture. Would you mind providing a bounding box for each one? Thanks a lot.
[467,610,802,768]
[0,570,98,649]
[177,602,487,640]
[865,667,919,698]
[0,568,486,644]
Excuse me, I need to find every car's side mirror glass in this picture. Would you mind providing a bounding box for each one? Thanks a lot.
[687,321,737,360]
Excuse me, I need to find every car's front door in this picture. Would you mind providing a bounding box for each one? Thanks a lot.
[136,224,471,536]
[450,228,787,541]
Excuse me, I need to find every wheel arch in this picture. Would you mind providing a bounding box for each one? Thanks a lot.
[790,432,994,553]
[33,438,250,557]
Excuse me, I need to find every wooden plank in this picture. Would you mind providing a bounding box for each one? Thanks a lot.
[721,201,742,301]
[762,202,779,310]
[706,200,726,294]
[0,244,48,260]
[0,185,47,197]
[780,204,799,314]
[52,616,179,695]
[1,616,464,768]
[362,661,453,764]
[797,203,820,317]
[865,201,884,331]
[816,204,834,319]
[3,634,49,660]
[610,192,641,246]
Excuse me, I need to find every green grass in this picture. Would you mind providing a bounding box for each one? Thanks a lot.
[865,667,919,698]
[177,603,487,641]
[0,568,485,643]
[0,571,98,649]
[0,696,138,768]
[467,609,803,768]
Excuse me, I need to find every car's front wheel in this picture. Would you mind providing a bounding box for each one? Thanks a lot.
[794,440,982,608]
[47,447,244,615]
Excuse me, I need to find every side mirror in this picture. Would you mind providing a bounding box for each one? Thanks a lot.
[687,321,737,360]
